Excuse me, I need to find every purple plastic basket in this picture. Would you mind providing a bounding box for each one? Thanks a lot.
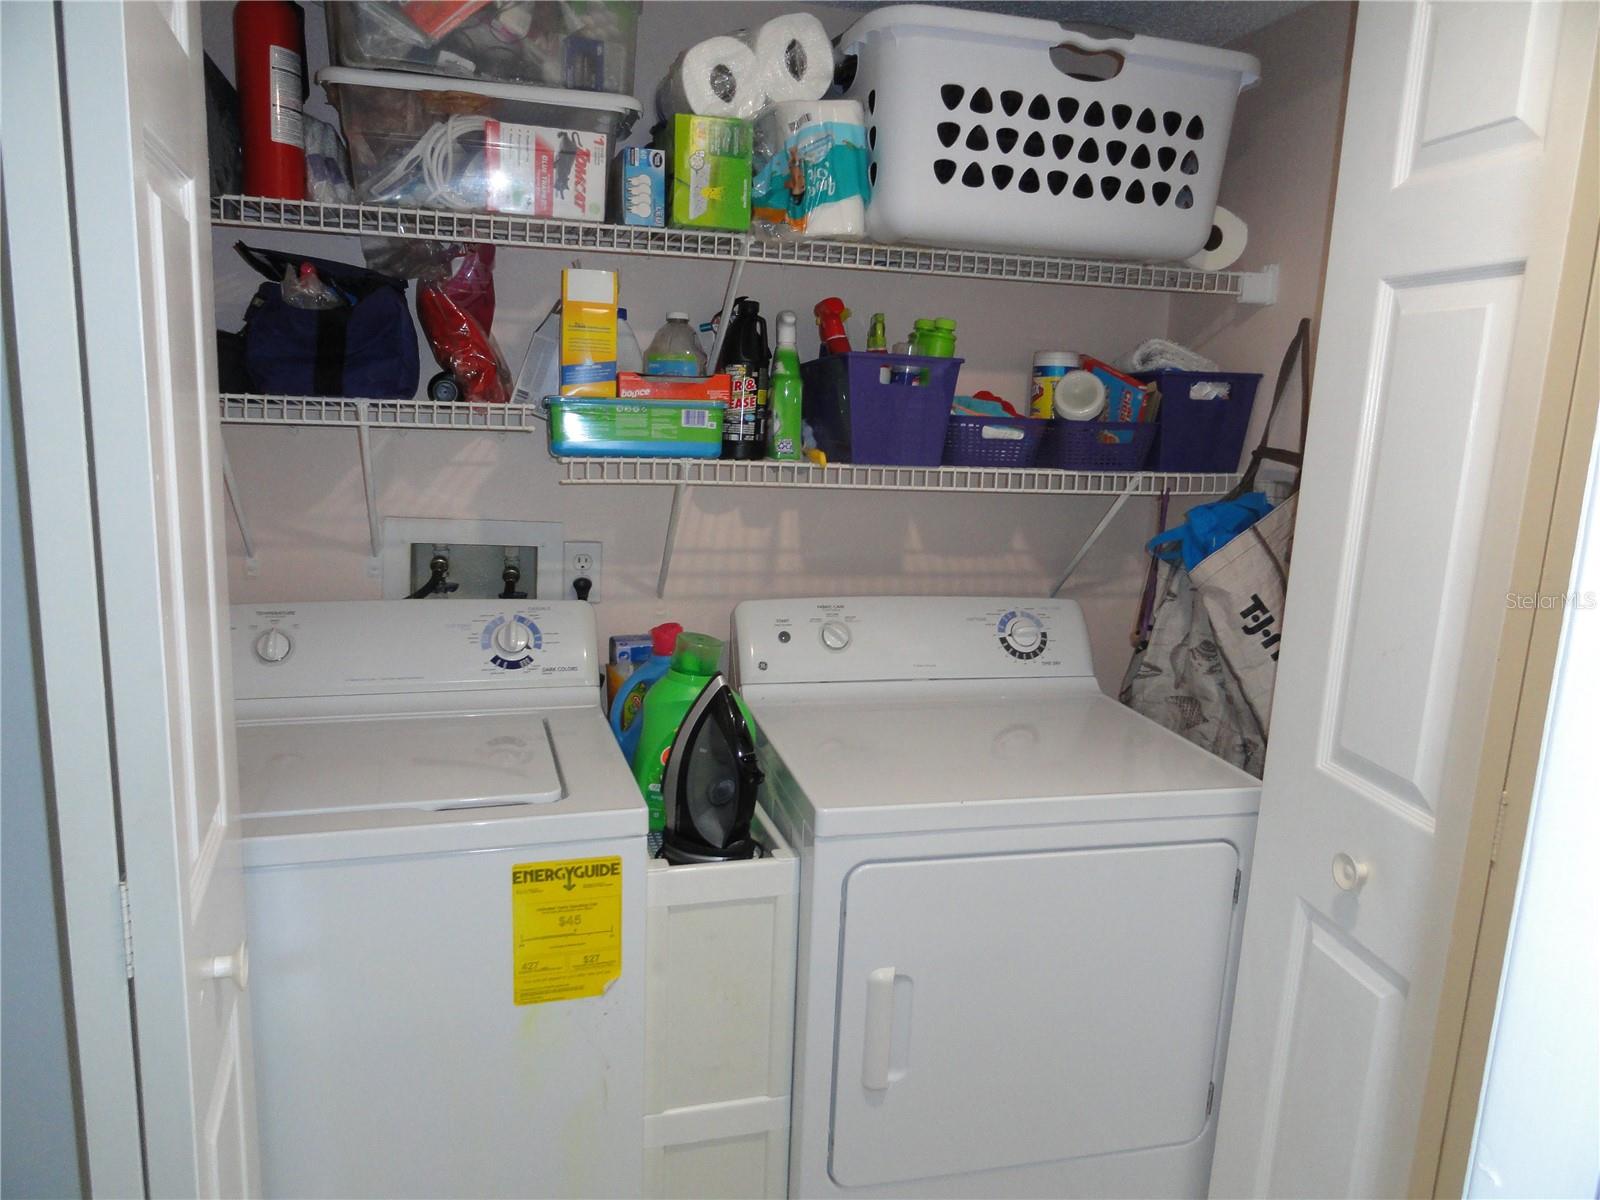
[801,352,961,465]
[943,414,1045,468]
[1135,370,1262,472]
[1038,420,1156,471]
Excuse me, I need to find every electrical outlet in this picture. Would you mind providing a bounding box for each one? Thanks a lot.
[563,541,602,602]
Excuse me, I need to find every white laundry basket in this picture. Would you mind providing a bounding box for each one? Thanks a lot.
[837,6,1260,260]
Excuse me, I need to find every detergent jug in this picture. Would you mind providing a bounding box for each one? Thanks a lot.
[632,631,721,848]
[609,622,682,764]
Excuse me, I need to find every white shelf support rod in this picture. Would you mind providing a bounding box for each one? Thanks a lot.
[355,410,382,565]
[1051,476,1142,596]
[1238,263,1280,306]
[707,238,752,370]
[656,481,689,599]
[219,439,258,577]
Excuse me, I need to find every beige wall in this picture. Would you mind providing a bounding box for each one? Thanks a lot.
[210,2,1351,691]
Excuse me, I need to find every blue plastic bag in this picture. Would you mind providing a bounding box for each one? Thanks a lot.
[1148,492,1274,571]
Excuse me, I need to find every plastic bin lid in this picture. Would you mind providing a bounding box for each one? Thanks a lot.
[836,4,1260,87]
[317,66,643,121]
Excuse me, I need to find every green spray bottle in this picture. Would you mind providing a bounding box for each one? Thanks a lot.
[631,631,723,842]
[767,310,803,462]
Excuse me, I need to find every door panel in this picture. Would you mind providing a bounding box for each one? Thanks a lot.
[830,843,1240,1188]
[60,3,258,1194]
[1210,4,1598,1196]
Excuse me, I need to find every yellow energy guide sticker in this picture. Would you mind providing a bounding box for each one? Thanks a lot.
[511,857,623,1005]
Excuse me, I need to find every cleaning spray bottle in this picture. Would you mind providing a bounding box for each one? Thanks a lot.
[632,631,723,850]
[767,310,803,462]
[609,622,683,764]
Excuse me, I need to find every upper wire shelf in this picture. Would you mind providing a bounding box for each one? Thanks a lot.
[211,195,1273,300]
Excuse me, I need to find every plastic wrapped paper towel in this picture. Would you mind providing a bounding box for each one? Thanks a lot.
[753,100,869,240]
[657,36,763,120]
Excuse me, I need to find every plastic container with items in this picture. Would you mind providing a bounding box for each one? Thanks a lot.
[1037,419,1156,470]
[328,1,641,96]
[943,414,1045,468]
[319,67,640,217]
[1136,370,1262,471]
[801,352,962,466]
[835,5,1260,258]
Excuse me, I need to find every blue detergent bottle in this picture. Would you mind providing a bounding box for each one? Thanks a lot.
[609,622,683,763]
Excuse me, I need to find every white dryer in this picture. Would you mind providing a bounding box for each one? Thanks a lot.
[232,600,645,1199]
[731,597,1261,1199]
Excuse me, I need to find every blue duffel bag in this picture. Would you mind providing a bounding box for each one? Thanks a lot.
[235,242,419,399]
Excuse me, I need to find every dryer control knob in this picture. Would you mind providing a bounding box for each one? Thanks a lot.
[493,620,532,656]
[253,627,292,664]
[819,620,851,651]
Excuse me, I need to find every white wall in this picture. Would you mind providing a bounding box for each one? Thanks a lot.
[208,2,1350,692]
[2,246,85,1200]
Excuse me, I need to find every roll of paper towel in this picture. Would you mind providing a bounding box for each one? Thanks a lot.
[1185,205,1248,271]
[657,36,763,120]
[754,100,869,238]
[751,13,834,104]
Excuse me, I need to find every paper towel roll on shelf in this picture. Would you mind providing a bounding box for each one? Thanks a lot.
[1185,206,1248,271]
[751,13,834,104]
[754,100,869,239]
[657,36,762,120]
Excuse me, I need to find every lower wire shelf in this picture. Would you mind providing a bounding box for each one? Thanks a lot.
[558,455,1239,496]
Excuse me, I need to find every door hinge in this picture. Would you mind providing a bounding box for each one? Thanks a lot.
[1488,788,1511,867]
[1232,869,1242,905]
[118,879,134,979]
[1206,1081,1215,1116]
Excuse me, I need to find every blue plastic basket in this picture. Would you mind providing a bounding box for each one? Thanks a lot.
[1136,371,1262,473]
[1038,420,1155,471]
[801,352,961,465]
[943,414,1045,468]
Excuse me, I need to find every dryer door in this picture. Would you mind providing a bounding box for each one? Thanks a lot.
[830,842,1239,1188]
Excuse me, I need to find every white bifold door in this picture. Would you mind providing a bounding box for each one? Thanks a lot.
[1211,3,1599,1197]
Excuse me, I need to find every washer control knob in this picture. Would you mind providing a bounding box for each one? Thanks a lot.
[493,620,532,656]
[1004,614,1043,651]
[253,627,292,664]
[819,620,851,652]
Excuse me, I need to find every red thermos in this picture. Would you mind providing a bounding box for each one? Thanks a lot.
[234,1,306,199]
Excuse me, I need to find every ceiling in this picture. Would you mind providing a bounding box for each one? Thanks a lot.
[827,1,1311,48]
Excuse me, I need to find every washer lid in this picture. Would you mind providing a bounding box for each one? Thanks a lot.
[238,711,563,819]
[749,686,1259,836]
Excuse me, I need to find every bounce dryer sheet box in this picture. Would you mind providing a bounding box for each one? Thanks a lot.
[485,124,606,221]
[616,372,732,403]
[611,146,666,227]
[559,268,618,397]
[657,114,753,231]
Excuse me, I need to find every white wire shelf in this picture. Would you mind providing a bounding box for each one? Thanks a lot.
[219,393,544,431]
[211,195,1274,300]
[558,456,1238,496]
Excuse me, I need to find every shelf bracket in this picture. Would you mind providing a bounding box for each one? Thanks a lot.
[708,237,752,370]
[1051,476,1142,596]
[1238,263,1280,306]
[220,439,259,577]
[656,481,688,599]
[355,412,383,573]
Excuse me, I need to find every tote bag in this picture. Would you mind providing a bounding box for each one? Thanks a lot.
[1122,319,1312,774]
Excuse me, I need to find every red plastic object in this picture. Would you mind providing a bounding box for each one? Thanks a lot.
[234,1,307,200]
[814,298,852,354]
[417,248,510,404]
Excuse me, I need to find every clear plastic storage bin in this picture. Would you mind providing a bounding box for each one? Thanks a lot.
[328,1,641,96]
[836,5,1259,258]
[319,67,640,218]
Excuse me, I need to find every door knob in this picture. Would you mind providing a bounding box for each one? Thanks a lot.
[1332,852,1369,892]
[204,941,249,991]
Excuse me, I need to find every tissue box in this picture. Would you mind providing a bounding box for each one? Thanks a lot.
[612,147,666,227]
[610,634,653,665]
[657,114,752,231]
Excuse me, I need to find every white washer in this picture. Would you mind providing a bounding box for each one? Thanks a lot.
[732,597,1262,1199]
[233,600,645,1199]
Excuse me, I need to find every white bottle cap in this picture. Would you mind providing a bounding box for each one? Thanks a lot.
[776,310,798,346]
[667,311,689,321]
[1033,351,1082,368]
[1052,369,1108,420]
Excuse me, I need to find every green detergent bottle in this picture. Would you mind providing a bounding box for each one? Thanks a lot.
[631,631,722,845]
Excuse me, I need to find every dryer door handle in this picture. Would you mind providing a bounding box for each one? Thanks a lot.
[862,966,899,1091]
